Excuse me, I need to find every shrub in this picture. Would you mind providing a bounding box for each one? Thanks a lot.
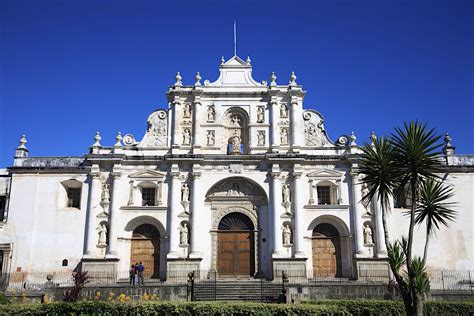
[0,301,349,315]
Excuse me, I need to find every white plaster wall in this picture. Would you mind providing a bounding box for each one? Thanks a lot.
[8,174,87,272]
[387,172,474,270]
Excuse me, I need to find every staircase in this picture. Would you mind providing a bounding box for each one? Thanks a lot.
[192,279,283,302]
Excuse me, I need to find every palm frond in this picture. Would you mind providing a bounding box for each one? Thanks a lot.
[415,178,456,235]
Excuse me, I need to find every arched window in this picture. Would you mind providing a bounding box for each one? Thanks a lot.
[316,181,338,205]
[60,179,83,209]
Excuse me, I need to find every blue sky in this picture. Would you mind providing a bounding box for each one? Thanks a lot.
[1,0,473,166]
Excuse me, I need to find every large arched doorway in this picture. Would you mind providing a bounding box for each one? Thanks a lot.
[217,213,255,276]
[312,223,342,278]
[130,224,160,279]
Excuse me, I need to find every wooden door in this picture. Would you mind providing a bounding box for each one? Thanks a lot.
[217,212,255,277]
[218,231,253,276]
[130,224,160,279]
[312,224,342,278]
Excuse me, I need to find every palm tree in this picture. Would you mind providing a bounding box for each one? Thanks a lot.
[358,121,446,316]
[390,121,442,316]
[415,179,456,265]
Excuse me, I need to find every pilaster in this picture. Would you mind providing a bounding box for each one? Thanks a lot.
[84,169,101,257]
[106,170,121,258]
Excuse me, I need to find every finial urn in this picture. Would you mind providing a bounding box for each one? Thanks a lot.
[350,131,357,146]
[93,132,102,147]
[115,132,123,147]
[246,56,251,65]
[370,131,377,146]
[289,71,297,86]
[175,72,183,86]
[195,72,202,86]
[270,72,277,86]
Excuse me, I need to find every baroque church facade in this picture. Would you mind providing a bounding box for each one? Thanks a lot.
[0,55,472,283]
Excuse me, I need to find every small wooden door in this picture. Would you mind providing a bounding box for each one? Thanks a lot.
[130,224,160,279]
[312,223,342,278]
[217,213,255,277]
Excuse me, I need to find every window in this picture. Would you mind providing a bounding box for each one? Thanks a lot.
[317,186,331,205]
[142,188,156,206]
[0,196,6,221]
[394,186,412,209]
[67,188,81,208]
[62,259,68,267]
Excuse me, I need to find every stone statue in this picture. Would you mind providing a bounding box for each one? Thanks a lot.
[183,104,191,118]
[98,224,107,246]
[282,184,291,203]
[231,116,241,127]
[181,183,190,202]
[257,107,264,123]
[101,182,110,203]
[363,224,373,245]
[231,135,241,154]
[361,183,371,213]
[257,131,265,146]
[280,128,289,145]
[207,106,215,122]
[183,129,191,145]
[206,130,215,146]
[282,224,292,246]
[179,223,189,245]
[280,104,288,118]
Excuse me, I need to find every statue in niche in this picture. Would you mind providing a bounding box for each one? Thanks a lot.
[257,107,264,123]
[257,131,265,146]
[282,184,291,203]
[98,224,107,246]
[231,135,241,154]
[361,183,372,215]
[363,224,374,245]
[231,116,241,127]
[183,129,191,145]
[101,182,110,203]
[280,104,288,118]
[179,223,189,246]
[206,130,215,146]
[207,105,215,122]
[181,183,190,202]
[228,182,241,196]
[282,224,292,246]
[280,128,289,145]
[183,104,191,118]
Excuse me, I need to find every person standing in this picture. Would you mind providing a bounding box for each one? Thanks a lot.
[129,264,136,286]
[137,262,145,285]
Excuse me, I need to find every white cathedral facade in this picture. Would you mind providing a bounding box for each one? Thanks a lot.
[0,55,472,283]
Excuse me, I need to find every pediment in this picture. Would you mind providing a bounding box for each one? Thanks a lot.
[206,55,263,87]
[307,169,344,179]
[224,55,249,67]
[129,170,166,179]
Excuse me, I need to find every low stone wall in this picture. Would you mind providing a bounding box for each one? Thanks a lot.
[44,284,188,302]
[288,283,391,303]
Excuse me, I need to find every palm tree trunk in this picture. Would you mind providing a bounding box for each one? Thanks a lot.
[422,222,430,266]
[407,180,418,315]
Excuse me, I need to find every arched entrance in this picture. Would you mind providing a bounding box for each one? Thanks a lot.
[312,223,342,278]
[217,213,255,276]
[130,224,160,279]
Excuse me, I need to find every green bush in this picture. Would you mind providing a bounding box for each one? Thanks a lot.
[424,301,474,316]
[0,293,9,305]
[303,300,404,315]
[0,301,349,315]
[304,300,474,316]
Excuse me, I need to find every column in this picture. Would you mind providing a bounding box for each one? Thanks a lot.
[350,170,365,255]
[375,196,388,257]
[290,99,299,150]
[84,173,100,256]
[167,171,181,258]
[269,100,279,152]
[107,172,121,256]
[293,173,305,257]
[171,100,181,147]
[192,99,202,153]
[189,170,202,258]
[271,173,284,257]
